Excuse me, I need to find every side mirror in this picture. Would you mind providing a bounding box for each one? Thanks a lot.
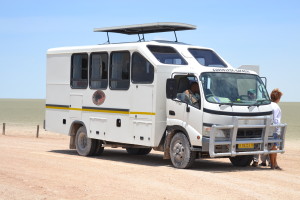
[260,77,267,87]
[166,79,177,99]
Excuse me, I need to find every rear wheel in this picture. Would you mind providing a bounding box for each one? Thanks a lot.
[126,148,152,155]
[94,140,104,156]
[229,155,253,167]
[75,126,97,156]
[170,132,196,169]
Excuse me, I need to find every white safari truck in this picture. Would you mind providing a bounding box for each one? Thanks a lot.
[45,22,287,168]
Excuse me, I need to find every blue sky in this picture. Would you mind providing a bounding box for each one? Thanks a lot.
[0,0,299,101]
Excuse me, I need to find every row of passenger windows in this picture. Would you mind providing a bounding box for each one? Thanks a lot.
[71,51,154,90]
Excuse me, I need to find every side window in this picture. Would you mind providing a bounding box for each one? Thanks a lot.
[147,45,187,65]
[109,51,130,90]
[132,52,154,84]
[90,52,108,89]
[71,53,88,89]
[188,48,227,68]
[175,75,200,109]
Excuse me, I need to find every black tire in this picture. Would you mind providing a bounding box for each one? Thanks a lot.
[126,147,152,155]
[170,132,196,169]
[94,140,104,156]
[75,126,97,156]
[138,148,152,155]
[229,155,253,167]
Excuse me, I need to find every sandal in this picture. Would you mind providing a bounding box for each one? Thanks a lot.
[259,162,267,167]
[270,165,275,170]
[252,162,258,167]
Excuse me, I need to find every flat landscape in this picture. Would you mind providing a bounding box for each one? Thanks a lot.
[0,100,300,199]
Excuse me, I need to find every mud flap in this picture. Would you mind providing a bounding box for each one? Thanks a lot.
[163,130,175,159]
[69,135,76,149]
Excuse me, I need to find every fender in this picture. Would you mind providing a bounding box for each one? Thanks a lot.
[166,125,190,141]
[163,125,191,159]
[69,120,86,149]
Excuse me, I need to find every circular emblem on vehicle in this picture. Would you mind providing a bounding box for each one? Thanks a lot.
[92,90,106,106]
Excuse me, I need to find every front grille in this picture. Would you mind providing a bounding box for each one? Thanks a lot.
[237,128,262,138]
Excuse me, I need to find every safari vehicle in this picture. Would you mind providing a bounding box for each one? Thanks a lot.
[45,22,287,169]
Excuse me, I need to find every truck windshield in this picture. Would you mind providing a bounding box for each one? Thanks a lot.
[188,48,227,68]
[200,72,270,106]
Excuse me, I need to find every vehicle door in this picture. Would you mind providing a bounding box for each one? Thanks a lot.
[167,75,203,141]
[130,52,155,146]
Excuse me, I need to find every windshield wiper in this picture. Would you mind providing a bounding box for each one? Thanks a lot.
[219,102,233,107]
[250,99,269,108]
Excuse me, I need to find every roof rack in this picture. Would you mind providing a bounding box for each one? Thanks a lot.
[94,22,196,43]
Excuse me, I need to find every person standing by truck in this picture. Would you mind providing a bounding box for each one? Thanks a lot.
[269,88,283,170]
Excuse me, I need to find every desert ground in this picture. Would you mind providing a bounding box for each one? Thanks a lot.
[1,100,300,199]
[0,127,300,200]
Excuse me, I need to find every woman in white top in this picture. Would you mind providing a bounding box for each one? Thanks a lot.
[269,88,283,170]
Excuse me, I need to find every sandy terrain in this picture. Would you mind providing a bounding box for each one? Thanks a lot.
[0,128,300,200]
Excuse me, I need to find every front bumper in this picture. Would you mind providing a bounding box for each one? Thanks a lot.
[202,116,287,158]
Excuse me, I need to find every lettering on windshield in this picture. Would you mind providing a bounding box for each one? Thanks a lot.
[213,68,250,73]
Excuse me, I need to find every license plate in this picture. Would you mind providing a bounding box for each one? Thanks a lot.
[238,143,254,149]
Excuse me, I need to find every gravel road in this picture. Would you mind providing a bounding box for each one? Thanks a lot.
[1,132,300,200]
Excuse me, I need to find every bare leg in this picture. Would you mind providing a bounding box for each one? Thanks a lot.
[273,150,282,170]
[269,145,277,169]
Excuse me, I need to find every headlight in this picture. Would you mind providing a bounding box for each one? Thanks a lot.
[203,126,229,138]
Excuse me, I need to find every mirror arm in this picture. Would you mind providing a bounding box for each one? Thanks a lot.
[186,103,190,112]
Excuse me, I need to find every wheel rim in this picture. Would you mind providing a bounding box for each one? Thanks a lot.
[172,140,185,163]
[78,132,87,151]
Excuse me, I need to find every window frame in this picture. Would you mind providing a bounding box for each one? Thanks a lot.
[70,53,89,89]
[147,45,188,65]
[174,74,201,109]
[89,52,109,90]
[188,48,228,68]
[131,52,154,84]
[109,51,131,90]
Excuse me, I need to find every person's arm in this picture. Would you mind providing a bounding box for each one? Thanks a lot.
[273,105,282,135]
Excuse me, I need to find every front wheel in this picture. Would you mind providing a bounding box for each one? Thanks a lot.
[229,155,253,167]
[170,132,196,169]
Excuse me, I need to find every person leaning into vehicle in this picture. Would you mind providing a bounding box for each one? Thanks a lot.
[269,88,283,170]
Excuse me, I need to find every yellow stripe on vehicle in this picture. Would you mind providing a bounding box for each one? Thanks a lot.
[130,111,156,115]
[46,106,155,115]
[46,106,69,110]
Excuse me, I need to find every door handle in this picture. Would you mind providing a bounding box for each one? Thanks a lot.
[169,110,175,116]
